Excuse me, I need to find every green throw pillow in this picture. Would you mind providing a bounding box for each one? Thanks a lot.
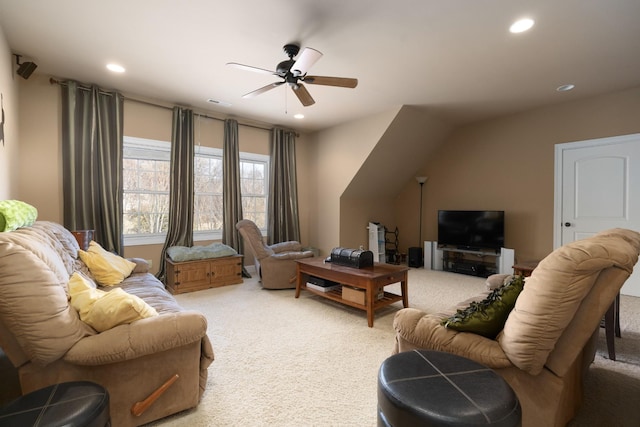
[441,275,525,339]
[0,200,38,232]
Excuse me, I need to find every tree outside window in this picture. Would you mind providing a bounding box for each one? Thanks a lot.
[123,136,268,245]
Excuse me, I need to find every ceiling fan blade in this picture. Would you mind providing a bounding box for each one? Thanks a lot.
[290,47,322,77]
[227,62,276,75]
[242,82,284,98]
[303,75,358,88]
[292,83,315,106]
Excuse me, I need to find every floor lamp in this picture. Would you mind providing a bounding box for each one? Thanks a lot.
[416,176,428,246]
[409,176,428,267]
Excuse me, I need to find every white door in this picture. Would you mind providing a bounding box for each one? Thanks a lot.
[554,133,640,296]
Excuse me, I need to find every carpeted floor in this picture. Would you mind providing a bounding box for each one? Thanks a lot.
[147,268,640,427]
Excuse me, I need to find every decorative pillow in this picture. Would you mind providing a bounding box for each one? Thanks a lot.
[442,275,525,339]
[0,200,38,232]
[166,242,238,262]
[78,241,136,286]
[69,272,158,332]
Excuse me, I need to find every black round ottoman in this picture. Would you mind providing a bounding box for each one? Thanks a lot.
[0,381,110,427]
[378,350,521,427]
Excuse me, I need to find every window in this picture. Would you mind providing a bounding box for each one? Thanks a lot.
[123,136,269,245]
[240,154,268,227]
[122,138,171,243]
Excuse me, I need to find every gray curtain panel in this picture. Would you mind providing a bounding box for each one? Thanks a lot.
[157,107,195,283]
[222,119,250,277]
[61,81,124,253]
[268,128,301,245]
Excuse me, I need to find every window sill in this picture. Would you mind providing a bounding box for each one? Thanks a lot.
[123,229,266,247]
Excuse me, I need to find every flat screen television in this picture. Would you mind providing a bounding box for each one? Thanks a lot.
[437,210,505,251]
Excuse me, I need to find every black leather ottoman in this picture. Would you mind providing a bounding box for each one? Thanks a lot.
[378,350,521,426]
[0,381,110,427]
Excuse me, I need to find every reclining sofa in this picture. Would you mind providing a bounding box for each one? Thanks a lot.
[393,228,640,427]
[0,221,214,426]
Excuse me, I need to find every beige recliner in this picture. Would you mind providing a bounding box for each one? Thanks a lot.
[236,219,314,289]
[393,228,640,427]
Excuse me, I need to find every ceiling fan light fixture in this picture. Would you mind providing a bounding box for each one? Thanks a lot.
[290,47,322,77]
[294,113,304,119]
[510,18,534,33]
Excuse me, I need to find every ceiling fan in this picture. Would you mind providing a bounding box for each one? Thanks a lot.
[227,43,358,107]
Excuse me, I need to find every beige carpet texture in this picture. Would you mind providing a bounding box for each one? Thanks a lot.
[147,269,640,427]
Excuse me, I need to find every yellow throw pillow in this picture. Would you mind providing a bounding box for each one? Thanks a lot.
[68,272,100,319]
[78,241,136,286]
[69,272,158,332]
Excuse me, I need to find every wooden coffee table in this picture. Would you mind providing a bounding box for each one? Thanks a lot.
[295,257,409,327]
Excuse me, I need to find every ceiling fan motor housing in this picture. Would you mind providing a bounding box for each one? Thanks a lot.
[277,44,301,77]
[276,59,295,77]
[282,43,300,58]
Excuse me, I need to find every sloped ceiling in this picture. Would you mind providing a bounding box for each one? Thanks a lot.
[343,106,452,198]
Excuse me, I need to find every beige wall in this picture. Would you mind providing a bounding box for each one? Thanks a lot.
[309,86,640,265]
[0,27,20,200]
[13,78,314,274]
[308,108,400,256]
[340,196,397,250]
[338,106,452,254]
[391,86,640,263]
[7,9,640,272]
[121,100,313,272]
[11,73,640,270]
[17,76,61,217]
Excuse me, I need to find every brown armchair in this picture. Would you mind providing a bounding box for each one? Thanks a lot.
[393,228,640,427]
[236,219,314,289]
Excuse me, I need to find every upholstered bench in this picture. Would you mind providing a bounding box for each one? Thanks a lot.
[0,381,110,426]
[378,350,521,426]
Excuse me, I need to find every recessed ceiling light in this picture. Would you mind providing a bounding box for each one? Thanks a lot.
[556,84,575,92]
[106,63,125,73]
[294,114,304,119]
[207,98,232,107]
[510,18,534,33]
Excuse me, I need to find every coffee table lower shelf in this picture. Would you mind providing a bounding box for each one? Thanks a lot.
[303,286,403,311]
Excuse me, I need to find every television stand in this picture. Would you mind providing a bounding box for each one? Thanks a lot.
[440,246,502,278]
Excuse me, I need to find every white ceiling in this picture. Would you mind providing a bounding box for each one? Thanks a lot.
[2,0,640,132]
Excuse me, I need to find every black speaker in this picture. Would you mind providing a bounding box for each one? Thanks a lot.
[17,61,37,79]
[408,247,423,268]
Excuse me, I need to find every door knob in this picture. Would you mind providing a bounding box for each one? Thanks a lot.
[564,222,572,227]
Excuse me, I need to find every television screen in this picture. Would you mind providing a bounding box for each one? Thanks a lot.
[437,210,504,251]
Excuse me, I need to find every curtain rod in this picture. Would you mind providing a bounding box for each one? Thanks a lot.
[49,77,299,136]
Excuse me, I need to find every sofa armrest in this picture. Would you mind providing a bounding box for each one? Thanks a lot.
[128,258,150,274]
[269,241,302,253]
[393,308,513,369]
[63,311,207,365]
[271,251,314,261]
